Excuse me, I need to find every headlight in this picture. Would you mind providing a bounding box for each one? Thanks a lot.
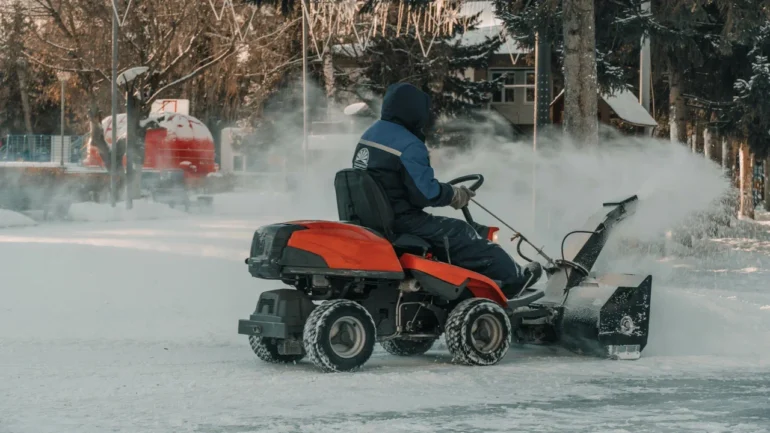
[492,232,499,243]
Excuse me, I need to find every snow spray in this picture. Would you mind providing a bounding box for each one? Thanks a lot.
[249,86,770,358]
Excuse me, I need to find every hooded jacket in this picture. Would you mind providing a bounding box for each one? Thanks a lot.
[351,83,454,217]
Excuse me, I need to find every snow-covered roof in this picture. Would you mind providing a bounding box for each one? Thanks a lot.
[551,89,658,127]
[603,89,658,127]
[459,1,502,28]
[457,25,527,55]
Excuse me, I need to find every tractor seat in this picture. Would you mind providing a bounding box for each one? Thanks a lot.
[334,168,433,255]
[391,233,432,253]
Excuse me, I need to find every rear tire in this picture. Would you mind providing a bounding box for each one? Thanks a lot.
[303,300,376,372]
[248,336,305,364]
[381,338,436,357]
[445,298,511,366]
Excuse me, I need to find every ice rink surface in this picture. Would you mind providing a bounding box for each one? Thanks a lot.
[1,210,769,433]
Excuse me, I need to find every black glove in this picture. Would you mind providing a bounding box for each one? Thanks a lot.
[450,185,475,210]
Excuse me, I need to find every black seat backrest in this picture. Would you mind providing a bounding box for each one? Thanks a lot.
[334,169,395,238]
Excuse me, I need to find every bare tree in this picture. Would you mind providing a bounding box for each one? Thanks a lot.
[25,0,242,192]
[0,3,35,134]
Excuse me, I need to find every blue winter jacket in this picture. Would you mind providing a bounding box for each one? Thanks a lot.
[351,83,454,217]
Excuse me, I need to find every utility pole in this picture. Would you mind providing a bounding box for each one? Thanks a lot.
[639,1,652,136]
[532,31,552,232]
[534,34,552,144]
[61,78,65,165]
[125,88,134,210]
[110,0,119,207]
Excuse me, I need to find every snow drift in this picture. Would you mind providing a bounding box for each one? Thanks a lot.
[0,209,37,229]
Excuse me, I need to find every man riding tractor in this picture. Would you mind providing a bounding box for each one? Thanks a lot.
[351,83,542,298]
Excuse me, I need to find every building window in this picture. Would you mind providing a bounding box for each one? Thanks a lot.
[491,71,516,103]
[526,71,536,103]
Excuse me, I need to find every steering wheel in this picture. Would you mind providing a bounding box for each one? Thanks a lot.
[447,174,484,224]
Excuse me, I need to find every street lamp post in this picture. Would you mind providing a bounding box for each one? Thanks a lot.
[639,1,652,137]
[56,72,71,166]
[301,0,309,174]
[111,0,119,207]
[117,66,148,210]
[533,31,552,232]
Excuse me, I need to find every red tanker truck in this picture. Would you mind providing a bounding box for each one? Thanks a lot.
[83,112,219,189]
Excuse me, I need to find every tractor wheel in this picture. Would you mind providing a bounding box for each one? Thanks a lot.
[303,300,376,372]
[248,336,304,364]
[381,338,436,357]
[445,298,512,366]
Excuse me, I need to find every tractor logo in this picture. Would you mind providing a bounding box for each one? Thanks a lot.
[354,147,370,169]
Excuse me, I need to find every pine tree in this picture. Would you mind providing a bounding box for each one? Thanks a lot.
[0,3,34,135]
[355,12,503,147]
[728,21,770,216]
[493,0,655,94]
[728,23,770,159]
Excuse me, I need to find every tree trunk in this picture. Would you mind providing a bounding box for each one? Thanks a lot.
[88,103,115,170]
[125,93,145,201]
[732,139,741,188]
[562,0,599,146]
[322,50,335,118]
[694,121,704,154]
[765,157,770,212]
[668,59,687,145]
[17,62,33,134]
[739,140,755,219]
[704,126,713,161]
[721,136,729,173]
[688,131,695,153]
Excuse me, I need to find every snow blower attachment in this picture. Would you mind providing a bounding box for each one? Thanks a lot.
[238,170,652,372]
[506,196,652,360]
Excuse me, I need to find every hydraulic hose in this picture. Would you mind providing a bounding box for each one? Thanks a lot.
[469,198,555,266]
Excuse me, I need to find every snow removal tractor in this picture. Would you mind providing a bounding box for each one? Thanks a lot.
[238,169,652,372]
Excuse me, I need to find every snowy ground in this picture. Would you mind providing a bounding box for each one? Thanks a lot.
[1,194,770,433]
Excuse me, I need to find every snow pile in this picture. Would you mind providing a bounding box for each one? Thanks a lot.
[68,200,188,222]
[103,112,213,145]
[0,209,36,228]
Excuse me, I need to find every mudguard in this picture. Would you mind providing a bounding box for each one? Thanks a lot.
[399,254,508,306]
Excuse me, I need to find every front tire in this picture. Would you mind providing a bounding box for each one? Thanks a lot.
[303,300,376,372]
[381,338,436,357]
[248,336,305,364]
[445,298,512,366]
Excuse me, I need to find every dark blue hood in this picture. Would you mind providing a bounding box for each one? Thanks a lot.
[380,83,431,141]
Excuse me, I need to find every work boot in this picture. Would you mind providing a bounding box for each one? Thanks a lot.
[522,262,543,289]
[501,262,543,299]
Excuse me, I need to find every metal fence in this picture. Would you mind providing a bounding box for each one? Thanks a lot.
[1,134,88,164]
